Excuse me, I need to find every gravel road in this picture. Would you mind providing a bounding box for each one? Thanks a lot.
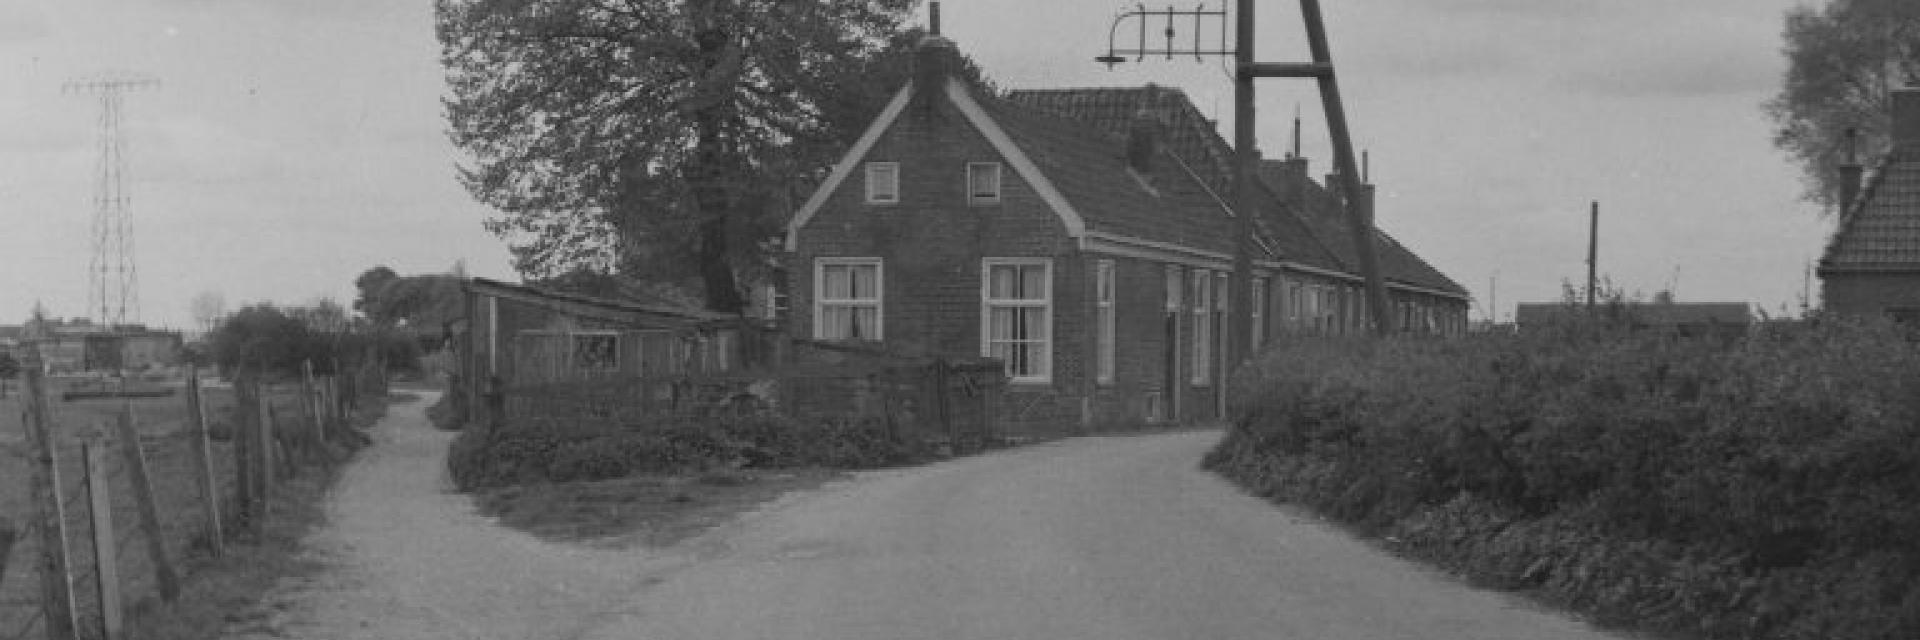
[233,395,1628,640]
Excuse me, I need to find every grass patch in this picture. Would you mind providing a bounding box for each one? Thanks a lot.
[123,453,339,639]
[121,393,391,640]
[474,468,846,547]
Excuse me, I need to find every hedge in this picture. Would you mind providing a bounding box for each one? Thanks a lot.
[448,414,924,490]
[1204,316,1920,640]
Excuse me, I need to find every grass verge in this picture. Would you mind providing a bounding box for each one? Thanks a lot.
[122,393,392,640]
[473,468,846,548]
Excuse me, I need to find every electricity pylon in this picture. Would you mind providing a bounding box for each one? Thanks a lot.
[65,73,158,328]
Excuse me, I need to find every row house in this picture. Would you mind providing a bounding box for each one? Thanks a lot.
[784,29,1468,434]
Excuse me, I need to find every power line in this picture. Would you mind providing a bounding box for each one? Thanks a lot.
[64,73,159,328]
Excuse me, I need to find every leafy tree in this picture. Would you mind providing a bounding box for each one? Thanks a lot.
[354,266,466,330]
[439,0,955,312]
[208,304,324,377]
[1766,0,1920,211]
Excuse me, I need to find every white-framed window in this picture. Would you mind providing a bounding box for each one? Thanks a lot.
[983,258,1053,384]
[865,162,899,204]
[967,162,1002,205]
[1252,276,1267,351]
[1190,268,1211,385]
[1164,265,1183,312]
[814,258,883,340]
[1095,259,1116,385]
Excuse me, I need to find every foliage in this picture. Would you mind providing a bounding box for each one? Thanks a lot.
[352,266,465,332]
[1205,316,1920,640]
[1765,0,1920,210]
[207,303,421,378]
[448,413,917,490]
[437,0,988,310]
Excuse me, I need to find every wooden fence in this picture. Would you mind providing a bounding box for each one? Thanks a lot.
[0,350,385,640]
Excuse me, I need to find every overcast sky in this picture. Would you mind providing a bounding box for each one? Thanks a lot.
[0,0,1828,329]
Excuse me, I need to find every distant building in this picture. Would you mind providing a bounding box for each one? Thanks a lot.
[1819,88,1920,321]
[1514,302,1751,338]
[4,317,182,373]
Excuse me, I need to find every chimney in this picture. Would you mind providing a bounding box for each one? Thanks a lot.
[1895,88,1920,151]
[1127,85,1162,173]
[913,2,954,115]
[1839,127,1863,215]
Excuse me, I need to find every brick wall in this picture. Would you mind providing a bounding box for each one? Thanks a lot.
[1823,272,1920,316]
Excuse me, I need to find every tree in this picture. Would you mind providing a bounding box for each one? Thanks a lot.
[438,0,937,313]
[354,266,466,330]
[189,291,227,335]
[1766,0,1920,211]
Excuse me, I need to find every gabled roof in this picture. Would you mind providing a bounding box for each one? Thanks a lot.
[1819,151,1920,273]
[1009,86,1467,297]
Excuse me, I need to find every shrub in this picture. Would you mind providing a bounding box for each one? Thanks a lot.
[1207,316,1920,640]
[448,412,926,491]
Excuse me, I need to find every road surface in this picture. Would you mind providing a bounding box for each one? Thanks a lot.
[230,394,1626,640]
[577,430,1627,640]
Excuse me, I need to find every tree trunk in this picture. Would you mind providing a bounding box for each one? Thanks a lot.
[685,20,747,315]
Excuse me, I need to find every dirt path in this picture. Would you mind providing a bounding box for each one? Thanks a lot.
[575,431,1633,640]
[222,392,674,640]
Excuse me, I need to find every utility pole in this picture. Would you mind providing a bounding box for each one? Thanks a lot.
[1098,2,1394,355]
[1587,200,1598,309]
[65,74,158,329]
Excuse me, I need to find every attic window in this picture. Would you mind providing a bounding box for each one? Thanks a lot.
[866,162,899,204]
[967,162,1001,205]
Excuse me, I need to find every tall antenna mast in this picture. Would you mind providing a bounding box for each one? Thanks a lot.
[65,73,158,328]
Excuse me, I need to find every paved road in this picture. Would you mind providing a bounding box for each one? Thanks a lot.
[577,430,1627,640]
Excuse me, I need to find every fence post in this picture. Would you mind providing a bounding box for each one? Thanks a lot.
[22,347,78,640]
[256,385,275,521]
[233,368,258,537]
[302,360,323,447]
[183,366,224,557]
[0,516,14,584]
[82,440,123,640]
[112,404,180,602]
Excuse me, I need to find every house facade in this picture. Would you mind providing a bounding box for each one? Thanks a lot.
[1819,88,1920,320]
[785,32,1468,433]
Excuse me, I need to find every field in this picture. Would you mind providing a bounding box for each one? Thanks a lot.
[0,374,317,639]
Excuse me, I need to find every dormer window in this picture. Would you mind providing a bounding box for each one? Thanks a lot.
[967,162,1001,205]
[865,162,899,204]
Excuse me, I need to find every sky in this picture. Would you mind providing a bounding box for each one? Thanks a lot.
[0,0,1830,330]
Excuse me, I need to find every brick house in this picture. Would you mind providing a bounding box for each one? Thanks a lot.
[1819,88,1920,321]
[785,31,1468,433]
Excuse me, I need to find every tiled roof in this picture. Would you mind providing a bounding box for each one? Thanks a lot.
[1821,151,1920,271]
[972,96,1244,257]
[1008,86,1466,296]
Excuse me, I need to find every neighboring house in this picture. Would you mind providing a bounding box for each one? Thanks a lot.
[1515,302,1751,339]
[1819,88,1920,321]
[784,29,1469,432]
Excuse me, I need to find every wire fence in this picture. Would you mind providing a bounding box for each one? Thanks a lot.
[0,358,385,640]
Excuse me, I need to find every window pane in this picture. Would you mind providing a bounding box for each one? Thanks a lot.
[823,265,849,299]
[1165,267,1181,311]
[850,264,876,299]
[821,306,850,339]
[851,307,877,339]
